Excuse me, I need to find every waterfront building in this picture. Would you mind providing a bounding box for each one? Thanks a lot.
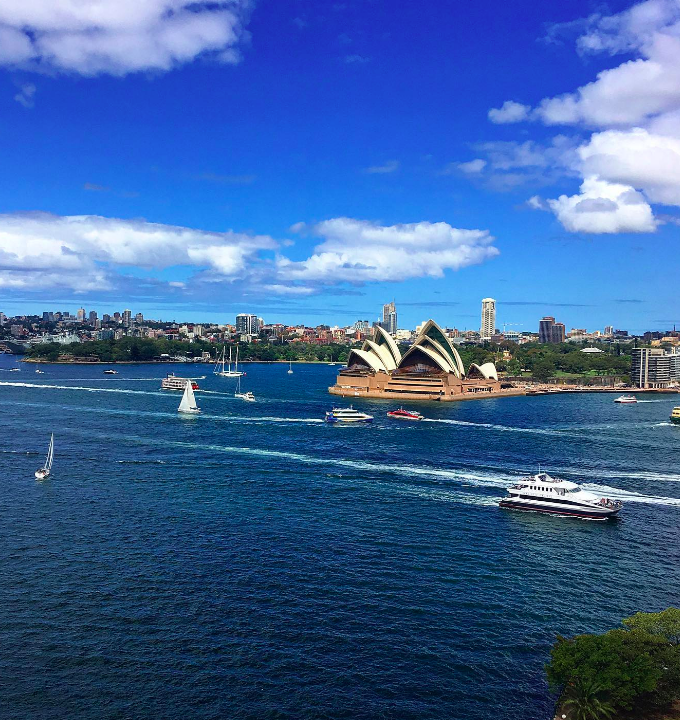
[329,319,503,401]
[631,348,672,388]
[382,302,397,335]
[480,298,496,340]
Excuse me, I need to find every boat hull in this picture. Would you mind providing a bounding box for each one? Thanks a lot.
[35,469,50,480]
[499,499,620,520]
[325,417,373,423]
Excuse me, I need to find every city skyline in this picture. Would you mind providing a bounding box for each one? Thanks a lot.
[0,0,678,333]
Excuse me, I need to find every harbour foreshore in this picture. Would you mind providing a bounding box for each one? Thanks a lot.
[329,383,679,402]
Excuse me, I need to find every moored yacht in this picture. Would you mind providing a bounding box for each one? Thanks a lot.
[325,407,374,423]
[499,472,622,519]
[614,394,637,404]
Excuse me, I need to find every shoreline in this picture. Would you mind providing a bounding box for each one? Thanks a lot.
[329,385,679,402]
[20,358,343,365]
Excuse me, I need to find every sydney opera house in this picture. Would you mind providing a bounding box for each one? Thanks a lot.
[330,320,503,401]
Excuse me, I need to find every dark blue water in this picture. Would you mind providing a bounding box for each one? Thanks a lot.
[1,358,680,720]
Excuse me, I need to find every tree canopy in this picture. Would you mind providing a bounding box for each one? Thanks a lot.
[547,608,680,718]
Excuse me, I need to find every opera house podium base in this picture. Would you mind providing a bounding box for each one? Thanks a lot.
[329,371,518,402]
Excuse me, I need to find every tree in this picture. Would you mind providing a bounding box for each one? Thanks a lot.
[532,358,556,381]
[547,612,680,716]
[561,678,615,720]
[623,608,680,645]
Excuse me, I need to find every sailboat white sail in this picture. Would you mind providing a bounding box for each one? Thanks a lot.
[178,380,200,414]
[287,361,293,374]
[35,433,54,480]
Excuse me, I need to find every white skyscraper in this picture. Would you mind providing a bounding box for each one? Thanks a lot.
[480,298,496,340]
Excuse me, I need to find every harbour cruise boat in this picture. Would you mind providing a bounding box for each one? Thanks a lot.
[162,373,199,391]
[671,407,680,425]
[325,407,374,424]
[499,472,622,519]
[387,408,424,421]
[614,394,637,404]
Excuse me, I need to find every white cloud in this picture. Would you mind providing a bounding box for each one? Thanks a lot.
[279,218,499,283]
[0,213,275,291]
[578,127,680,206]
[513,0,680,128]
[13,82,36,108]
[0,213,499,296]
[488,100,531,124]
[457,159,487,174]
[363,160,400,174]
[491,0,680,232]
[0,0,251,76]
[547,177,656,233]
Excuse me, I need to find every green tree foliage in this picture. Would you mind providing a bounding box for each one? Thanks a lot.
[547,609,680,717]
[531,358,556,381]
[623,608,680,645]
[27,339,354,364]
[561,679,615,720]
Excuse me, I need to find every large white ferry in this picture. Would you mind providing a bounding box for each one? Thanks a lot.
[499,472,622,520]
[161,373,199,391]
[325,407,374,424]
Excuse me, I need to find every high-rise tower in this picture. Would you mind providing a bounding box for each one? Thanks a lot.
[382,301,397,335]
[480,298,496,340]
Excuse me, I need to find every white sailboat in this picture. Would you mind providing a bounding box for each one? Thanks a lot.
[287,361,293,374]
[35,434,54,480]
[234,374,255,402]
[214,346,243,377]
[178,380,200,414]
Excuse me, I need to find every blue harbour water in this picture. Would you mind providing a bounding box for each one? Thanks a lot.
[1,358,680,720]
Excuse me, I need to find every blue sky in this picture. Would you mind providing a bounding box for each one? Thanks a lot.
[1,0,679,333]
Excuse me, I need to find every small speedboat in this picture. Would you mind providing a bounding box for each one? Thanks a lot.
[614,394,637,404]
[9,367,19,372]
[671,407,680,424]
[387,408,424,421]
[325,407,374,423]
[104,369,118,374]
[235,391,256,402]
[499,472,622,520]
[35,368,44,374]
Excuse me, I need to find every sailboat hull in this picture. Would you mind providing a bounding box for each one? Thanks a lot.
[35,469,50,480]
